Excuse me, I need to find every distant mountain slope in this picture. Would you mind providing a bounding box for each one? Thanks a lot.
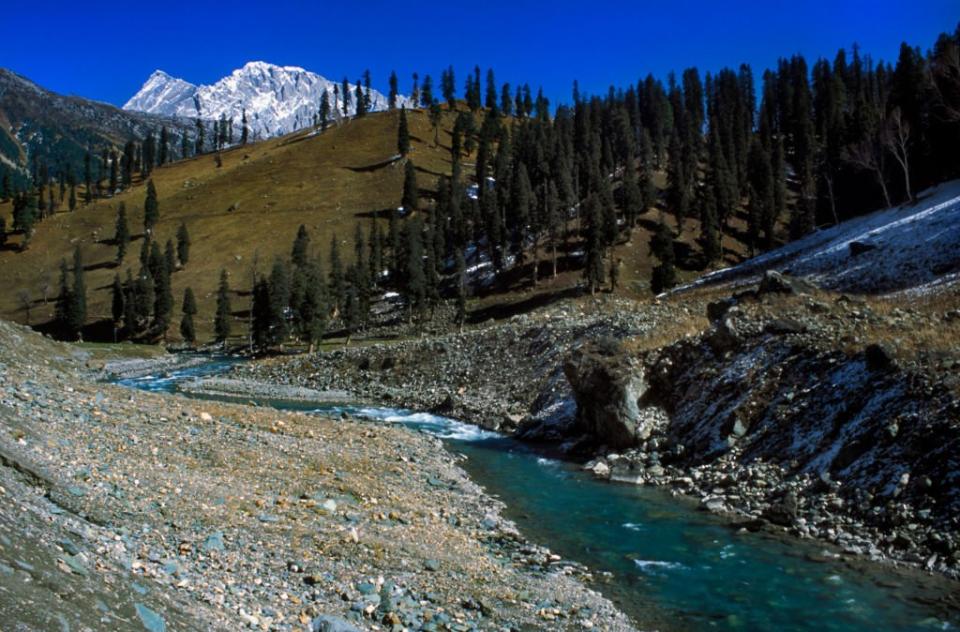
[0,68,190,182]
[124,61,410,140]
[682,180,960,295]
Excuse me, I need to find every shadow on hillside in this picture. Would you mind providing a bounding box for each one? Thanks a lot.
[468,285,584,324]
[33,317,116,343]
[83,260,120,273]
[344,155,403,173]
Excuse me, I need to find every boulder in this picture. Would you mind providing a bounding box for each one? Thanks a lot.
[758,270,817,296]
[312,615,362,632]
[563,338,648,449]
[849,241,878,256]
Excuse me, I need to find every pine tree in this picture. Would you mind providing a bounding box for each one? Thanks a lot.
[300,257,328,350]
[115,203,130,262]
[195,119,205,154]
[368,215,382,286]
[143,179,159,234]
[68,246,87,340]
[388,71,399,109]
[328,235,345,313]
[342,77,351,115]
[109,150,119,192]
[165,239,177,273]
[397,106,410,156]
[268,257,291,345]
[355,79,367,118]
[649,219,677,294]
[214,269,232,343]
[251,275,271,349]
[159,127,169,165]
[582,195,605,294]
[401,160,419,212]
[400,217,426,322]
[180,287,197,344]
[319,92,331,131]
[291,224,310,266]
[454,247,467,332]
[55,259,72,335]
[241,109,249,145]
[111,273,124,340]
[665,132,689,231]
[152,246,173,335]
[176,222,190,266]
[68,182,76,211]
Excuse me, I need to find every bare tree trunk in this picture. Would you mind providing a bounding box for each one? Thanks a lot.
[874,169,893,209]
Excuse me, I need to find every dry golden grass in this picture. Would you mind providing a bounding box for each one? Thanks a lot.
[0,105,764,342]
[0,107,466,340]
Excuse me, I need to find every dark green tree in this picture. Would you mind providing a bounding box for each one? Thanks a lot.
[398,106,411,156]
[176,222,190,266]
[180,287,197,344]
[649,218,678,294]
[214,269,232,343]
[401,160,419,212]
[68,246,87,340]
[115,203,130,261]
[143,179,159,234]
[291,224,310,266]
[388,71,399,109]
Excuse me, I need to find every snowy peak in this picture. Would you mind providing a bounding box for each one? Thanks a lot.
[124,70,197,114]
[123,61,408,140]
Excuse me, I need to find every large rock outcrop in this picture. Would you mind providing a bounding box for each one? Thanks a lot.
[563,338,651,448]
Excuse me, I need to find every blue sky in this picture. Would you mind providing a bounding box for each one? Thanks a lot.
[2,0,957,108]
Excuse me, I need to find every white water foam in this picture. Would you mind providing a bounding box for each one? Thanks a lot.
[622,523,644,532]
[633,559,686,572]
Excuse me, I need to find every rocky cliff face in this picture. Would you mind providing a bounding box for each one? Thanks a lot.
[576,280,960,577]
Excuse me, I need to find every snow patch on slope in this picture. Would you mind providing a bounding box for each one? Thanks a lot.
[681,179,960,294]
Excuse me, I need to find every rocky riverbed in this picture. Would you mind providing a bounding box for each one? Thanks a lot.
[233,277,960,593]
[0,319,638,631]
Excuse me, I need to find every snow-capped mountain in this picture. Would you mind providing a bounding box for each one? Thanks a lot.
[124,61,407,140]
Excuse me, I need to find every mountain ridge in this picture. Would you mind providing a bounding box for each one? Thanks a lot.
[124,61,410,140]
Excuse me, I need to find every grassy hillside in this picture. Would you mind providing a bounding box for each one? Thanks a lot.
[0,106,757,342]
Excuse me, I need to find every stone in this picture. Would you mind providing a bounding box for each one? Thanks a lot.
[865,343,896,372]
[312,615,363,632]
[563,338,648,448]
[758,270,817,295]
[849,241,878,256]
[202,532,225,553]
[134,603,166,632]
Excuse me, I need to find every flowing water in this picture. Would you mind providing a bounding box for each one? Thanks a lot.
[113,359,958,631]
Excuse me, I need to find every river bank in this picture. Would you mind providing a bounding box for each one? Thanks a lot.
[0,319,638,631]
[227,284,960,591]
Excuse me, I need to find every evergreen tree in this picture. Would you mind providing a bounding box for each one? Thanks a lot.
[176,222,190,265]
[328,235,345,312]
[68,182,76,211]
[397,106,411,156]
[241,109,249,145]
[115,203,130,261]
[401,160,419,212]
[251,275,272,349]
[400,217,426,322]
[195,119,205,154]
[368,214,383,285]
[355,79,367,117]
[54,259,72,335]
[165,239,177,273]
[420,74,433,107]
[159,127,169,165]
[342,77,351,115]
[665,131,689,231]
[180,287,197,344]
[214,269,232,343]
[68,246,87,340]
[111,273,124,339]
[319,91,331,131]
[291,224,310,267]
[582,195,606,294]
[649,218,678,294]
[268,258,291,345]
[109,150,119,192]
[143,179,159,234]
[299,257,328,350]
[388,71,399,109]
